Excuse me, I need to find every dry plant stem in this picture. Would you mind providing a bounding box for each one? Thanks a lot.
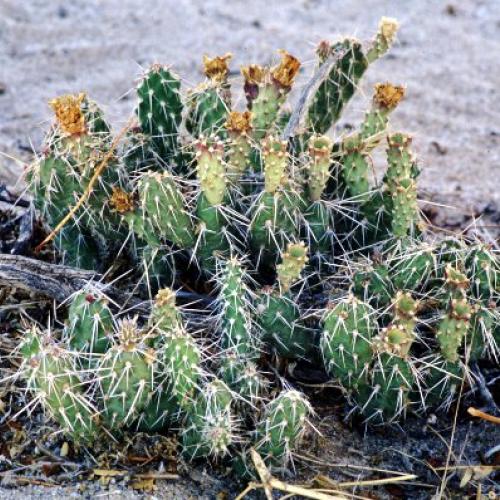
[238,449,348,500]
[467,407,500,424]
[333,474,417,488]
[35,118,134,252]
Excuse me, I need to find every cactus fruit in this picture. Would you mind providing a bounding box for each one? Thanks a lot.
[437,297,473,363]
[225,111,253,183]
[151,287,182,334]
[359,83,405,151]
[306,135,333,202]
[366,17,400,63]
[276,241,308,293]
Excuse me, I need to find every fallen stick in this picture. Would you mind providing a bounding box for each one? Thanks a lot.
[236,449,347,500]
[0,253,149,315]
[281,47,346,141]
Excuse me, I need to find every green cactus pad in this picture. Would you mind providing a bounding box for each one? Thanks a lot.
[356,353,413,423]
[137,65,183,161]
[218,258,257,359]
[22,328,99,443]
[99,319,152,427]
[466,246,500,300]
[66,289,113,355]
[182,380,234,460]
[219,355,265,403]
[253,390,310,469]
[139,171,195,248]
[258,290,314,359]
[390,246,434,291]
[161,328,201,409]
[352,263,393,307]
[391,178,419,238]
[341,134,370,200]
[320,296,375,387]
[307,39,368,135]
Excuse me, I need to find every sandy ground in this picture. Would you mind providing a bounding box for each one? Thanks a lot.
[1,0,500,207]
[1,1,500,498]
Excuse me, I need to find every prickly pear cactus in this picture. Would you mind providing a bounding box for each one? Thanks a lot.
[19,16,500,481]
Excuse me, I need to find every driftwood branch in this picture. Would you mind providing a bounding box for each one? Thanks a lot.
[0,254,149,315]
[282,47,346,141]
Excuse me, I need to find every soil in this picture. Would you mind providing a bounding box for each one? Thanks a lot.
[0,0,499,498]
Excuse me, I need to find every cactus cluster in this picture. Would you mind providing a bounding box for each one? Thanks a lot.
[19,269,312,476]
[20,17,500,478]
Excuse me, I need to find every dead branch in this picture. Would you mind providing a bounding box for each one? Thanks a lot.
[0,253,149,315]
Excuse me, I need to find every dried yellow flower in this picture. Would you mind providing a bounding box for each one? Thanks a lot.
[379,17,399,44]
[49,93,86,136]
[271,50,301,88]
[226,111,252,134]
[241,64,265,85]
[203,53,233,83]
[374,82,405,110]
[109,187,134,214]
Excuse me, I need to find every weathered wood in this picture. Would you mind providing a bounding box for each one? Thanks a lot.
[0,253,149,314]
